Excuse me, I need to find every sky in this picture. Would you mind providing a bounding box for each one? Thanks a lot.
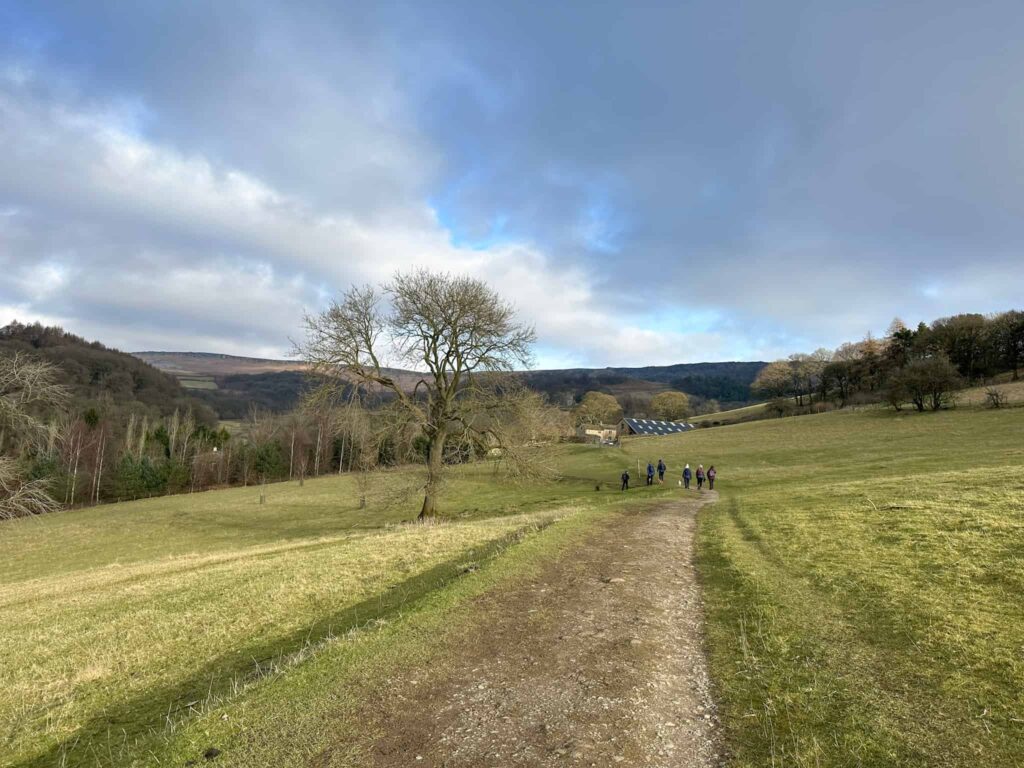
[2,1,1024,369]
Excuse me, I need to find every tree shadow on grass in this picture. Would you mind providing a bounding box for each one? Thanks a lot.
[17,524,549,768]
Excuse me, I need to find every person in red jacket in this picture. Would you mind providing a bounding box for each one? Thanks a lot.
[696,464,705,489]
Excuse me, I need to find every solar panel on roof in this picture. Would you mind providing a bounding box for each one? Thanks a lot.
[621,416,696,437]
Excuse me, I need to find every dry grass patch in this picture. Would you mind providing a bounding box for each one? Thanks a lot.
[1,462,607,767]
[957,378,1024,407]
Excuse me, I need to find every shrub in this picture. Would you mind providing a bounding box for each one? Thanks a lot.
[888,357,963,412]
[985,387,1008,409]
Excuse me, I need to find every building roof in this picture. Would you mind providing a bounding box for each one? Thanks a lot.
[620,418,696,436]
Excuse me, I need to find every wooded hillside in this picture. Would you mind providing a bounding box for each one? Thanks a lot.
[0,323,215,422]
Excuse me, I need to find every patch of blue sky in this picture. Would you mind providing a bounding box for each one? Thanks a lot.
[575,198,626,254]
[431,198,512,251]
[100,95,156,140]
[530,343,586,371]
[701,310,816,360]
[0,4,55,57]
[638,306,727,336]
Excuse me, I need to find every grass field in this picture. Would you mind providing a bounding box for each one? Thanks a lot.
[4,397,1024,766]
[691,401,769,425]
[530,402,1024,766]
[957,377,1024,406]
[178,376,218,390]
[677,408,1024,767]
[1,456,656,767]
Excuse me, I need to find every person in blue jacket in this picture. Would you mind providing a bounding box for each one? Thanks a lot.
[657,459,666,484]
[646,462,655,486]
[682,463,692,489]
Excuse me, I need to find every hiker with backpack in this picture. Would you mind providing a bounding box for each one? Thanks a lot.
[682,464,692,489]
[708,465,717,490]
[646,462,655,486]
[657,459,666,484]
[621,469,630,491]
[696,464,705,490]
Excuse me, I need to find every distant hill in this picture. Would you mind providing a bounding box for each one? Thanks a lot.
[135,351,767,419]
[134,351,423,419]
[0,323,216,423]
[133,351,308,377]
[522,362,766,408]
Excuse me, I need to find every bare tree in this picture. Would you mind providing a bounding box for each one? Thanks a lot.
[985,387,1008,409]
[0,352,67,450]
[0,457,59,519]
[990,310,1024,380]
[300,270,535,517]
[470,381,567,483]
[887,356,963,412]
[0,353,67,518]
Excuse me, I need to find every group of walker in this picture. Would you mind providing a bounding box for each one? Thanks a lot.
[620,460,716,491]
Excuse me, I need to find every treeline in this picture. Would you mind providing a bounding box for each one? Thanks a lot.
[519,361,763,410]
[2,345,571,518]
[191,371,319,418]
[669,374,751,403]
[19,398,434,509]
[752,310,1024,413]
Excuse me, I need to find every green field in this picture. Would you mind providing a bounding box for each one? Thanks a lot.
[178,376,218,390]
[692,400,769,425]
[689,408,1024,767]
[1,457,652,767]
[4,397,1024,766]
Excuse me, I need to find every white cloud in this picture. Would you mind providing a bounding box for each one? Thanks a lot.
[5,3,1024,371]
[1,73,735,367]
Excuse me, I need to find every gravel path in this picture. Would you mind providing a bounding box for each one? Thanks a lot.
[357,495,722,767]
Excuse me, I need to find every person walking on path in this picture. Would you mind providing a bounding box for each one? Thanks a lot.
[621,469,630,491]
[696,464,705,490]
[657,459,666,484]
[646,462,655,486]
[682,464,692,489]
[707,465,717,490]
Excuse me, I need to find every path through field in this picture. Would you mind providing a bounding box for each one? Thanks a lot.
[348,495,722,767]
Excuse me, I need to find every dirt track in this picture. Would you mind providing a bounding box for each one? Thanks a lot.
[354,494,722,767]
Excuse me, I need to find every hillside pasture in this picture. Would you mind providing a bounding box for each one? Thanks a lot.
[957,377,1024,407]
[178,376,218,390]
[0,462,644,767]
[4,402,1024,766]
[610,407,1024,767]
[691,401,769,425]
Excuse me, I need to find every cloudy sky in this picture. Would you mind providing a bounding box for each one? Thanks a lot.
[2,2,1023,368]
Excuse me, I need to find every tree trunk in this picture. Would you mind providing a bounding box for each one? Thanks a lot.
[419,431,446,519]
[314,424,322,476]
[69,435,81,506]
[94,431,106,504]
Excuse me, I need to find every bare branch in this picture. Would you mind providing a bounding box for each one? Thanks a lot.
[297,269,537,516]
